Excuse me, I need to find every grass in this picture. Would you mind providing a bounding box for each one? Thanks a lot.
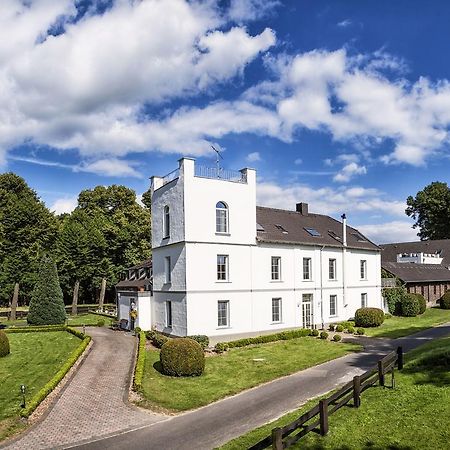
[0,331,81,442]
[0,313,114,328]
[139,337,359,412]
[219,336,450,450]
[363,307,450,338]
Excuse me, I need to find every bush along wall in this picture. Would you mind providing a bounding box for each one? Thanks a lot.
[401,294,421,317]
[354,307,385,327]
[382,286,407,315]
[20,331,91,418]
[133,330,146,391]
[440,291,450,309]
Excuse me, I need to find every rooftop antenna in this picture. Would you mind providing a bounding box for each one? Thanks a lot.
[211,145,223,178]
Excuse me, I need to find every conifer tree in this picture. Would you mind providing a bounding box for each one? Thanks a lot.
[27,255,66,325]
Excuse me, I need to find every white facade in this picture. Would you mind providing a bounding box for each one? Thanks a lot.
[150,158,382,338]
[396,252,443,265]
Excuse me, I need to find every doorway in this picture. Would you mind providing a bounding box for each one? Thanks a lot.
[302,294,313,328]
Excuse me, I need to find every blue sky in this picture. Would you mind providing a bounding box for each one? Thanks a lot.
[2,0,450,243]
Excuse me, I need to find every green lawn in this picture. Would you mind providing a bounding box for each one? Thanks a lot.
[0,331,81,441]
[139,337,360,412]
[363,307,450,338]
[0,313,114,328]
[220,336,450,450]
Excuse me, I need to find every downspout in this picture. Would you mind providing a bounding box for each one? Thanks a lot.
[320,245,325,330]
[341,214,347,310]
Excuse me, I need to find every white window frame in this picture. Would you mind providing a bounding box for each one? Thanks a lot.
[164,256,171,284]
[329,294,337,317]
[165,301,172,328]
[360,260,367,280]
[217,255,229,281]
[271,256,281,281]
[272,298,282,323]
[361,293,368,308]
[163,205,170,239]
[217,300,229,328]
[329,259,336,280]
[303,257,312,280]
[216,201,229,234]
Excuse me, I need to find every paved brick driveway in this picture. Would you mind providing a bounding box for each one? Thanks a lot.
[3,328,164,450]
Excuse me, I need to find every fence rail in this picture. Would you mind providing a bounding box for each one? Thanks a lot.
[249,347,403,450]
[194,165,247,183]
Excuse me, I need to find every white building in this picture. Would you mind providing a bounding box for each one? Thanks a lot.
[143,157,382,339]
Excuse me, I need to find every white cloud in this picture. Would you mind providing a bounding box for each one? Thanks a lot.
[294,158,303,165]
[246,151,261,162]
[337,19,352,28]
[228,0,280,23]
[50,197,77,215]
[333,162,367,182]
[357,220,418,244]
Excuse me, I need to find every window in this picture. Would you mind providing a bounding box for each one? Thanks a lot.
[218,300,229,327]
[216,202,228,233]
[165,301,172,328]
[360,260,367,279]
[361,293,367,308]
[329,259,336,280]
[304,227,321,237]
[303,257,312,280]
[272,298,282,323]
[351,232,367,242]
[217,255,229,281]
[163,205,170,238]
[271,256,281,280]
[275,224,288,234]
[164,256,171,283]
[330,295,337,317]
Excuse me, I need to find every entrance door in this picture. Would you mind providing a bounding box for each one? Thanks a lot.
[302,294,313,328]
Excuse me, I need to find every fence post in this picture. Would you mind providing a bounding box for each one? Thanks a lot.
[378,360,385,387]
[353,375,361,407]
[397,346,403,370]
[319,399,329,436]
[272,427,283,450]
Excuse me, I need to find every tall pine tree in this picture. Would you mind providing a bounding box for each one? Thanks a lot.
[28,255,66,325]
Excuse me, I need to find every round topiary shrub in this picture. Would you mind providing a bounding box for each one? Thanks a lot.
[346,326,355,334]
[160,338,205,377]
[440,291,450,310]
[332,334,342,342]
[97,319,106,327]
[0,331,10,357]
[354,307,385,327]
[408,293,426,314]
[401,294,421,317]
[328,324,335,332]
[335,324,344,332]
[311,329,319,337]
[356,327,365,335]
[320,331,328,340]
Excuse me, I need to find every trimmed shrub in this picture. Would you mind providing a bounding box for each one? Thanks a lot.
[320,331,328,340]
[28,255,66,325]
[440,291,450,309]
[410,294,427,314]
[133,331,146,391]
[146,330,169,348]
[335,325,344,332]
[97,319,105,327]
[134,326,142,333]
[328,324,335,332]
[401,294,421,317]
[346,326,355,334]
[0,330,10,357]
[332,334,342,342]
[188,335,210,350]
[214,342,229,353]
[160,338,205,377]
[311,329,319,337]
[354,307,385,327]
[383,286,407,315]
[356,327,365,335]
[341,321,355,329]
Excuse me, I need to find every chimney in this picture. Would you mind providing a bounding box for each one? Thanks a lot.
[296,202,308,216]
[341,213,347,246]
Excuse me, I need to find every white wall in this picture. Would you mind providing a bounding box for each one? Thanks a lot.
[152,292,187,336]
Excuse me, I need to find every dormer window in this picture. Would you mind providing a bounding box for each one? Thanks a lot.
[163,205,170,238]
[216,201,228,233]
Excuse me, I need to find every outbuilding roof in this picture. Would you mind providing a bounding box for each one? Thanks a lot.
[382,261,450,283]
[255,206,379,251]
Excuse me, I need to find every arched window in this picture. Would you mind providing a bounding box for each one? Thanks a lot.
[163,205,170,238]
[216,201,228,233]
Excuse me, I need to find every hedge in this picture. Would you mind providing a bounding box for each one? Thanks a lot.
[133,331,146,391]
[440,291,450,309]
[401,294,421,317]
[160,338,205,377]
[20,332,91,418]
[409,293,427,315]
[6,325,70,334]
[216,328,312,351]
[145,330,169,348]
[0,330,10,357]
[187,335,209,350]
[354,307,385,327]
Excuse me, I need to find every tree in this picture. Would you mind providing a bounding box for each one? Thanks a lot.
[27,255,66,325]
[0,173,58,306]
[56,185,151,303]
[406,182,450,240]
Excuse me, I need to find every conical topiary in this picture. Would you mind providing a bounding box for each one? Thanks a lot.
[27,255,66,325]
[0,331,10,357]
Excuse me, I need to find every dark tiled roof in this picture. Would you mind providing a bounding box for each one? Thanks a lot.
[255,206,379,251]
[116,279,152,289]
[126,258,152,270]
[383,261,450,283]
[380,239,450,267]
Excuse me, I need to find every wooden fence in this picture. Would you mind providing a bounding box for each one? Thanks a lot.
[250,346,404,450]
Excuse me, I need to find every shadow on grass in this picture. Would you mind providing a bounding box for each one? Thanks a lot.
[296,443,412,450]
[153,360,164,374]
[371,326,428,339]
